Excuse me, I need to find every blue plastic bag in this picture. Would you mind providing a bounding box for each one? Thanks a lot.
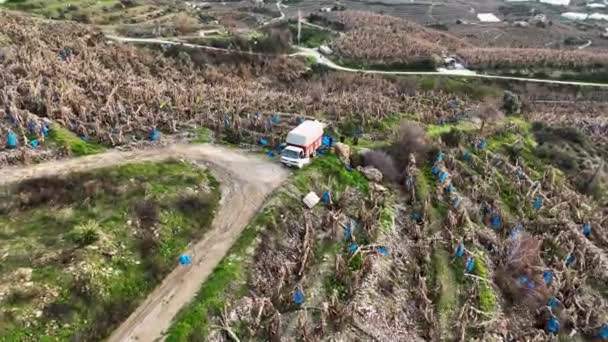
[599,324,608,339]
[543,270,553,285]
[322,135,332,147]
[30,139,39,148]
[349,243,358,254]
[466,257,475,273]
[444,183,454,193]
[7,132,17,149]
[534,196,542,211]
[565,253,576,267]
[322,191,331,205]
[28,121,36,134]
[548,297,559,309]
[582,223,591,237]
[377,246,389,256]
[518,276,528,286]
[345,224,351,240]
[179,255,191,265]
[41,124,49,137]
[293,288,305,305]
[491,214,501,230]
[267,150,275,157]
[149,129,160,141]
[546,315,559,334]
[438,171,448,183]
[437,152,444,162]
[431,165,440,175]
[455,243,464,258]
[258,138,268,146]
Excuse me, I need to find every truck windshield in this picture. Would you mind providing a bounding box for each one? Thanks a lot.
[282,149,301,159]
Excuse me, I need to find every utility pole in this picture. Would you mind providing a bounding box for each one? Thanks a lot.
[297,9,302,46]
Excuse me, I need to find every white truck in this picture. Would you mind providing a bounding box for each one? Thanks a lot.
[280,120,324,169]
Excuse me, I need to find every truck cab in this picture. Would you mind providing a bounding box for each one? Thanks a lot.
[280,120,324,169]
[280,145,309,169]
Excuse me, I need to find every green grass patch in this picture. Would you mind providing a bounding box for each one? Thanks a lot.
[417,76,502,100]
[293,154,369,194]
[48,126,105,156]
[379,196,396,233]
[191,127,214,144]
[473,253,497,313]
[416,165,435,203]
[426,122,477,139]
[0,161,219,340]
[430,249,458,337]
[287,22,335,48]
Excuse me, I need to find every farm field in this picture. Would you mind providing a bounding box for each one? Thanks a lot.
[288,0,608,50]
[1,4,608,342]
[307,10,608,81]
[0,161,220,340]
[166,110,608,341]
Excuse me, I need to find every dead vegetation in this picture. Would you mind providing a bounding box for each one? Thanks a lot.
[0,10,493,166]
[315,10,608,72]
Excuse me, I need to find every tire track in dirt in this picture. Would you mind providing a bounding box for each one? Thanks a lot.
[0,144,289,342]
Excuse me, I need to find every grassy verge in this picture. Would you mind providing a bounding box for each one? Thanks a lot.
[430,249,459,339]
[0,161,219,340]
[473,252,497,314]
[48,126,105,156]
[293,155,369,194]
[191,127,214,144]
[287,22,335,48]
[166,207,276,342]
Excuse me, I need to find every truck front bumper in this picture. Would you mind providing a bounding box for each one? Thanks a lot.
[280,157,303,168]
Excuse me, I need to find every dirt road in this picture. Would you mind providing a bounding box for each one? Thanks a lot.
[1,144,289,341]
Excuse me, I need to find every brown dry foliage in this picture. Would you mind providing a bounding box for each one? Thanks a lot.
[496,234,552,309]
[459,47,608,70]
[319,11,608,71]
[0,11,480,156]
[324,11,469,66]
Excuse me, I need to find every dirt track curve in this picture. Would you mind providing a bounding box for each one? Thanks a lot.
[0,144,289,342]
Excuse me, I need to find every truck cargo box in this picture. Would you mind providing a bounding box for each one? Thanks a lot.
[286,121,324,147]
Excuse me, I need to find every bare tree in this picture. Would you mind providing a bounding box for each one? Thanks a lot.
[476,100,503,135]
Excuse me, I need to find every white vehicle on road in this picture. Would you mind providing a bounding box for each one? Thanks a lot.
[280,120,324,169]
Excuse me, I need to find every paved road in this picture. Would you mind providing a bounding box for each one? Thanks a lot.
[1,144,289,342]
[106,36,608,88]
[293,47,608,88]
